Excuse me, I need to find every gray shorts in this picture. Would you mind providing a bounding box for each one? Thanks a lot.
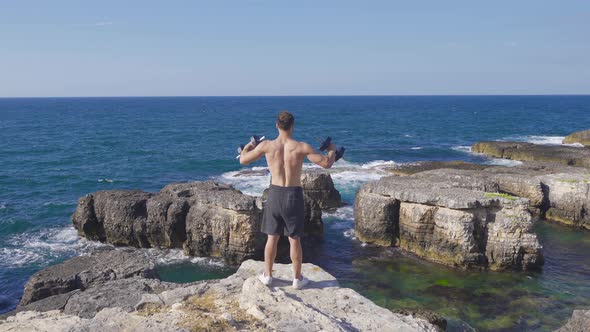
[262,184,305,238]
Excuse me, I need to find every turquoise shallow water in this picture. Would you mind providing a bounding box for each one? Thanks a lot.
[1,96,590,330]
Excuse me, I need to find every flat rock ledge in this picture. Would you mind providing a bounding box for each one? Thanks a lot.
[555,309,590,332]
[472,141,590,168]
[563,128,590,146]
[386,161,590,230]
[355,172,544,271]
[0,257,441,332]
[72,172,342,264]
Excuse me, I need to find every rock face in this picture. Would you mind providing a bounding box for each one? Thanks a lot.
[1,257,441,332]
[300,170,343,210]
[73,173,342,264]
[18,249,157,307]
[472,141,590,168]
[73,181,264,264]
[556,309,590,332]
[355,175,544,270]
[379,161,590,230]
[160,182,264,264]
[563,128,590,146]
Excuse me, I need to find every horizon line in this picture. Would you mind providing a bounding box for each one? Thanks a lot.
[1,93,590,99]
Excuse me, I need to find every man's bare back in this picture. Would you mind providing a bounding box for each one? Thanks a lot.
[237,111,336,290]
[239,136,336,187]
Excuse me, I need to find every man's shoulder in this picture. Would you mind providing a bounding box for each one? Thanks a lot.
[293,140,313,152]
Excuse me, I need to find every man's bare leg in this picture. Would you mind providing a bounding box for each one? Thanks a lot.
[264,235,280,277]
[288,236,303,279]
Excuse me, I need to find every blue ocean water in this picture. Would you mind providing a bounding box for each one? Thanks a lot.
[1,96,589,330]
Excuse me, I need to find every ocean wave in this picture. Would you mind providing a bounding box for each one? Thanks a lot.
[216,159,396,197]
[485,158,523,166]
[502,135,584,147]
[98,178,114,183]
[0,227,109,269]
[343,229,356,240]
[411,147,423,150]
[451,145,472,153]
[0,204,5,210]
[145,248,225,267]
[323,206,354,221]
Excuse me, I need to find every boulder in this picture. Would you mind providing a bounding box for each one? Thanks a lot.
[73,176,341,264]
[19,249,157,306]
[563,129,590,146]
[73,181,265,264]
[556,309,590,332]
[472,141,590,168]
[72,190,153,247]
[164,181,264,264]
[355,175,544,270]
[301,170,343,209]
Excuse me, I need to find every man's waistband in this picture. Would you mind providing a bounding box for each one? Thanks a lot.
[268,184,303,192]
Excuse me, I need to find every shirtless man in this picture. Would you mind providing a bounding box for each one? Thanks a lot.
[239,111,336,289]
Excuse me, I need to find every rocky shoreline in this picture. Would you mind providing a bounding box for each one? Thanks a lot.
[2,130,590,331]
[0,248,443,332]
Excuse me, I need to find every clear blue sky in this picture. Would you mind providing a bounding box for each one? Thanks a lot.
[1,1,589,97]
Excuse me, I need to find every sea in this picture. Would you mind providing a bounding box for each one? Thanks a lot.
[1,95,589,331]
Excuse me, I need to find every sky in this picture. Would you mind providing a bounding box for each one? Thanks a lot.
[1,0,589,97]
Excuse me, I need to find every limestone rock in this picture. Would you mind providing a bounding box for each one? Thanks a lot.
[72,190,153,247]
[73,181,265,264]
[556,309,590,332]
[237,260,439,332]
[301,170,343,209]
[19,249,157,306]
[472,141,590,168]
[62,277,177,318]
[563,128,590,146]
[3,259,440,332]
[355,175,543,270]
[390,164,590,229]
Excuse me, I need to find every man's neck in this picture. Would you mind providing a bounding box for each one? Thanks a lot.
[278,130,292,140]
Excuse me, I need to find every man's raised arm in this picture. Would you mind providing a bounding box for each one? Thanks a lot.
[240,141,267,165]
[303,142,336,169]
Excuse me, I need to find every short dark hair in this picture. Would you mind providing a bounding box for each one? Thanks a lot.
[277,111,294,130]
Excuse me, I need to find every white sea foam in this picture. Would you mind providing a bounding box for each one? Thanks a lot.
[218,169,270,196]
[145,248,225,267]
[451,145,472,153]
[343,229,356,240]
[0,227,109,268]
[98,178,114,183]
[502,135,584,147]
[216,159,396,197]
[485,158,523,166]
[323,206,354,221]
[0,204,5,210]
[411,147,423,150]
